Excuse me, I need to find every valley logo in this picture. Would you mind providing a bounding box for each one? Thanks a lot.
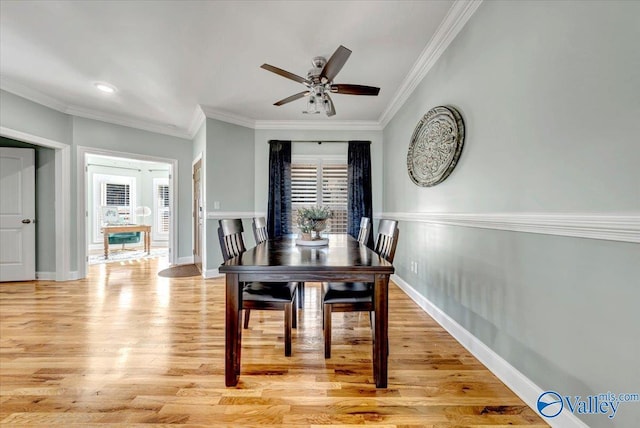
[537,390,640,420]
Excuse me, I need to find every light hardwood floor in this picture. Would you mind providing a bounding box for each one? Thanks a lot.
[0,258,547,427]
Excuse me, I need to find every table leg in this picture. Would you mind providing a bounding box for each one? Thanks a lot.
[225,273,241,386]
[373,273,389,388]
[103,232,109,259]
[145,229,150,254]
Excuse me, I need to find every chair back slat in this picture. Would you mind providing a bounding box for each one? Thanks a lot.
[357,217,371,245]
[252,217,269,244]
[373,219,399,263]
[218,219,246,261]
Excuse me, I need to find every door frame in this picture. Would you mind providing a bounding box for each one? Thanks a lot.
[0,126,71,281]
[192,153,204,272]
[77,146,178,278]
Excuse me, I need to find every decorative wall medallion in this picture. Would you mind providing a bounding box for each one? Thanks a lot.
[407,106,465,187]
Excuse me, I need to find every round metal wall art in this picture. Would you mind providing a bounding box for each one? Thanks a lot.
[407,106,465,187]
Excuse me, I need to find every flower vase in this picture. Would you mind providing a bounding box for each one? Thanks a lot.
[313,219,327,239]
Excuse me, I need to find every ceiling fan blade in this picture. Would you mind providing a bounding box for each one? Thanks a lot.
[261,64,311,85]
[324,94,336,117]
[274,91,309,106]
[331,84,380,96]
[320,45,352,82]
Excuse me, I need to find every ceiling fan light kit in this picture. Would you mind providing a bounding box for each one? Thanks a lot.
[261,45,380,117]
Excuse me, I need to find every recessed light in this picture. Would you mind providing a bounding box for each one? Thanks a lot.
[94,82,117,94]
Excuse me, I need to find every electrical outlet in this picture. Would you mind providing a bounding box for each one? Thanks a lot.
[214,201,220,209]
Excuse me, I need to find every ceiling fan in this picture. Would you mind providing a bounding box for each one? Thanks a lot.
[261,45,380,117]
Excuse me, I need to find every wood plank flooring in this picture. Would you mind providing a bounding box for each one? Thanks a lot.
[0,258,547,427]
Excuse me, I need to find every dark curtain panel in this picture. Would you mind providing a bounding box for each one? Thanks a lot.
[347,141,374,248]
[267,140,292,237]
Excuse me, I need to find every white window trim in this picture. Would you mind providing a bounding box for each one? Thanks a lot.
[153,177,170,241]
[92,173,136,244]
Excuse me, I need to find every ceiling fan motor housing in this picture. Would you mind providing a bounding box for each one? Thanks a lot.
[308,56,327,84]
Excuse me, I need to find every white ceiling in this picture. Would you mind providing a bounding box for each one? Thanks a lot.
[1,0,461,138]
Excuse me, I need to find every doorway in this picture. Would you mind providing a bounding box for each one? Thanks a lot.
[78,147,177,275]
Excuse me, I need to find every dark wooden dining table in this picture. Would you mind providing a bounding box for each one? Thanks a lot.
[218,234,395,388]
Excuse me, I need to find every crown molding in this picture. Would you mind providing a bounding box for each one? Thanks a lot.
[200,106,256,129]
[65,105,192,140]
[187,105,206,137]
[254,119,382,131]
[378,0,483,127]
[381,211,640,243]
[1,78,69,113]
[200,107,382,131]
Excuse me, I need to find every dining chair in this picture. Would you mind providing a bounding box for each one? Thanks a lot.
[252,216,269,244]
[252,216,305,309]
[357,216,372,245]
[218,219,298,356]
[322,219,399,358]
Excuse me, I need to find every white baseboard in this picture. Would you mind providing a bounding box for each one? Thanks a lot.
[37,270,81,281]
[66,270,81,281]
[35,271,56,280]
[391,274,589,428]
[203,268,222,279]
[176,256,193,265]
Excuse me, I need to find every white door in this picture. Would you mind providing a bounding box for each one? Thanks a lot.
[0,147,36,281]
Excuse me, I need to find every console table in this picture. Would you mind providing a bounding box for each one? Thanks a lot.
[101,224,151,259]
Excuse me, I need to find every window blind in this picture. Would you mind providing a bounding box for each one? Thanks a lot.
[291,161,348,234]
[322,164,348,233]
[157,184,170,234]
[105,183,130,206]
[102,182,132,224]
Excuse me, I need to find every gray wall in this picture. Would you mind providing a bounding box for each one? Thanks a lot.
[0,137,56,274]
[382,1,639,427]
[73,117,193,262]
[205,118,255,269]
[0,90,72,145]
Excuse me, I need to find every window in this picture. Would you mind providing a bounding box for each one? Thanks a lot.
[104,183,131,220]
[93,174,136,243]
[153,178,170,240]
[291,156,348,234]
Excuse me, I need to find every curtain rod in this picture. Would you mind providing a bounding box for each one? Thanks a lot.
[267,140,347,144]
[87,163,141,172]
[88,163,169,172]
